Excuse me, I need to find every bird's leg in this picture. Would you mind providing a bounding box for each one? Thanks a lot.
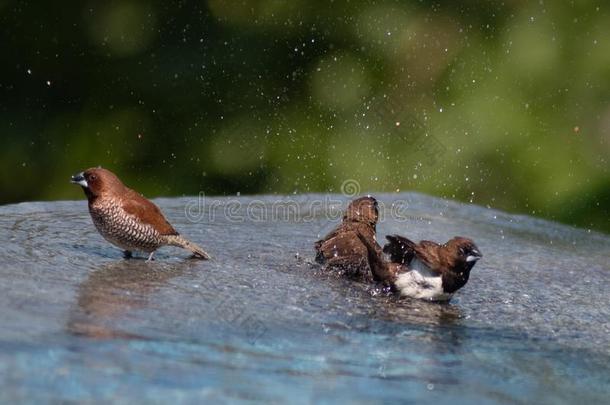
[146,251,156,262]
[123,250,133,259]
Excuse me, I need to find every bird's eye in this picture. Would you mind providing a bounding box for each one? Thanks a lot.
[459,247,466,255]
[89,174,96,181]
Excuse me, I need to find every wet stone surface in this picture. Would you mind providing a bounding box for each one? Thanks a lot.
[1,193,609,403]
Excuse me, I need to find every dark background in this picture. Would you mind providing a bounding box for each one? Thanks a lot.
[1,0,608,232]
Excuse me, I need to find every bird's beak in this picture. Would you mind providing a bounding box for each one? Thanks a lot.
[71,172,88,188]
[466,249,482,262]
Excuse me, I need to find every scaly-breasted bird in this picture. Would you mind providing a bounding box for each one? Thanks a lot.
[71,167,210,261]
[357,233,482,301]
[314,196,381,281]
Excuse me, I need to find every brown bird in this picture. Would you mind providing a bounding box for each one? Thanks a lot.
[71,167,210,261]
[314,196,381,281]
[357,233,482,301]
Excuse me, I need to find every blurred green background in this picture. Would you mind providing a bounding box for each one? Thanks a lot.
[1,0,608,232]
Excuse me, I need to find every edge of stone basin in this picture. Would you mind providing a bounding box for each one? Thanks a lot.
[1,192,608,244]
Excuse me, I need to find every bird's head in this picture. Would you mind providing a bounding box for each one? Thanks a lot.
[71,167,124,199]
[344,196,379,225]
[443,237,482,271]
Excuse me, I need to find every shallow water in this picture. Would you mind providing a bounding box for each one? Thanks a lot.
[1,193,609,403]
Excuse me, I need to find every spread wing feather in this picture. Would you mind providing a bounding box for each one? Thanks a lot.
[413,240,443,274]
[383,234,416,264]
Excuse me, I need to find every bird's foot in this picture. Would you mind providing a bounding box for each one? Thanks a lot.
[123,250,133,259]
[146,251,156,262]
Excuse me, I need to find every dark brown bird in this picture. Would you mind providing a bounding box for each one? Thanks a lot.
[71,167,210,261]
[314,196,381,281]
[357,233,482,301]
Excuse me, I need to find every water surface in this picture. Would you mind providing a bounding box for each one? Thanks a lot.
[1,193,609,403]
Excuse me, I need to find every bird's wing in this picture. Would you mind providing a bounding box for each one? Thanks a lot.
[314,222,366,253]
[317,229,368,260]
[314,225,340,264]
[314,225,343,252]
[355,231,397,282]
[413,240,443,275]
[383,234,416,264]
[121,190,178,235]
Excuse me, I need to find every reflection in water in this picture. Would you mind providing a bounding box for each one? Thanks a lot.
[67,260,193,339]
[314,276,468,383]
[386,297,464,327]
[332,290,468,384]
[379,298,466,383]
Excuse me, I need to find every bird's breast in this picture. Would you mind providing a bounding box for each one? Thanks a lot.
[394,259,452,301]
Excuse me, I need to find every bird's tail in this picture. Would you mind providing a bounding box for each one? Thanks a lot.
[164,235,211,260]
